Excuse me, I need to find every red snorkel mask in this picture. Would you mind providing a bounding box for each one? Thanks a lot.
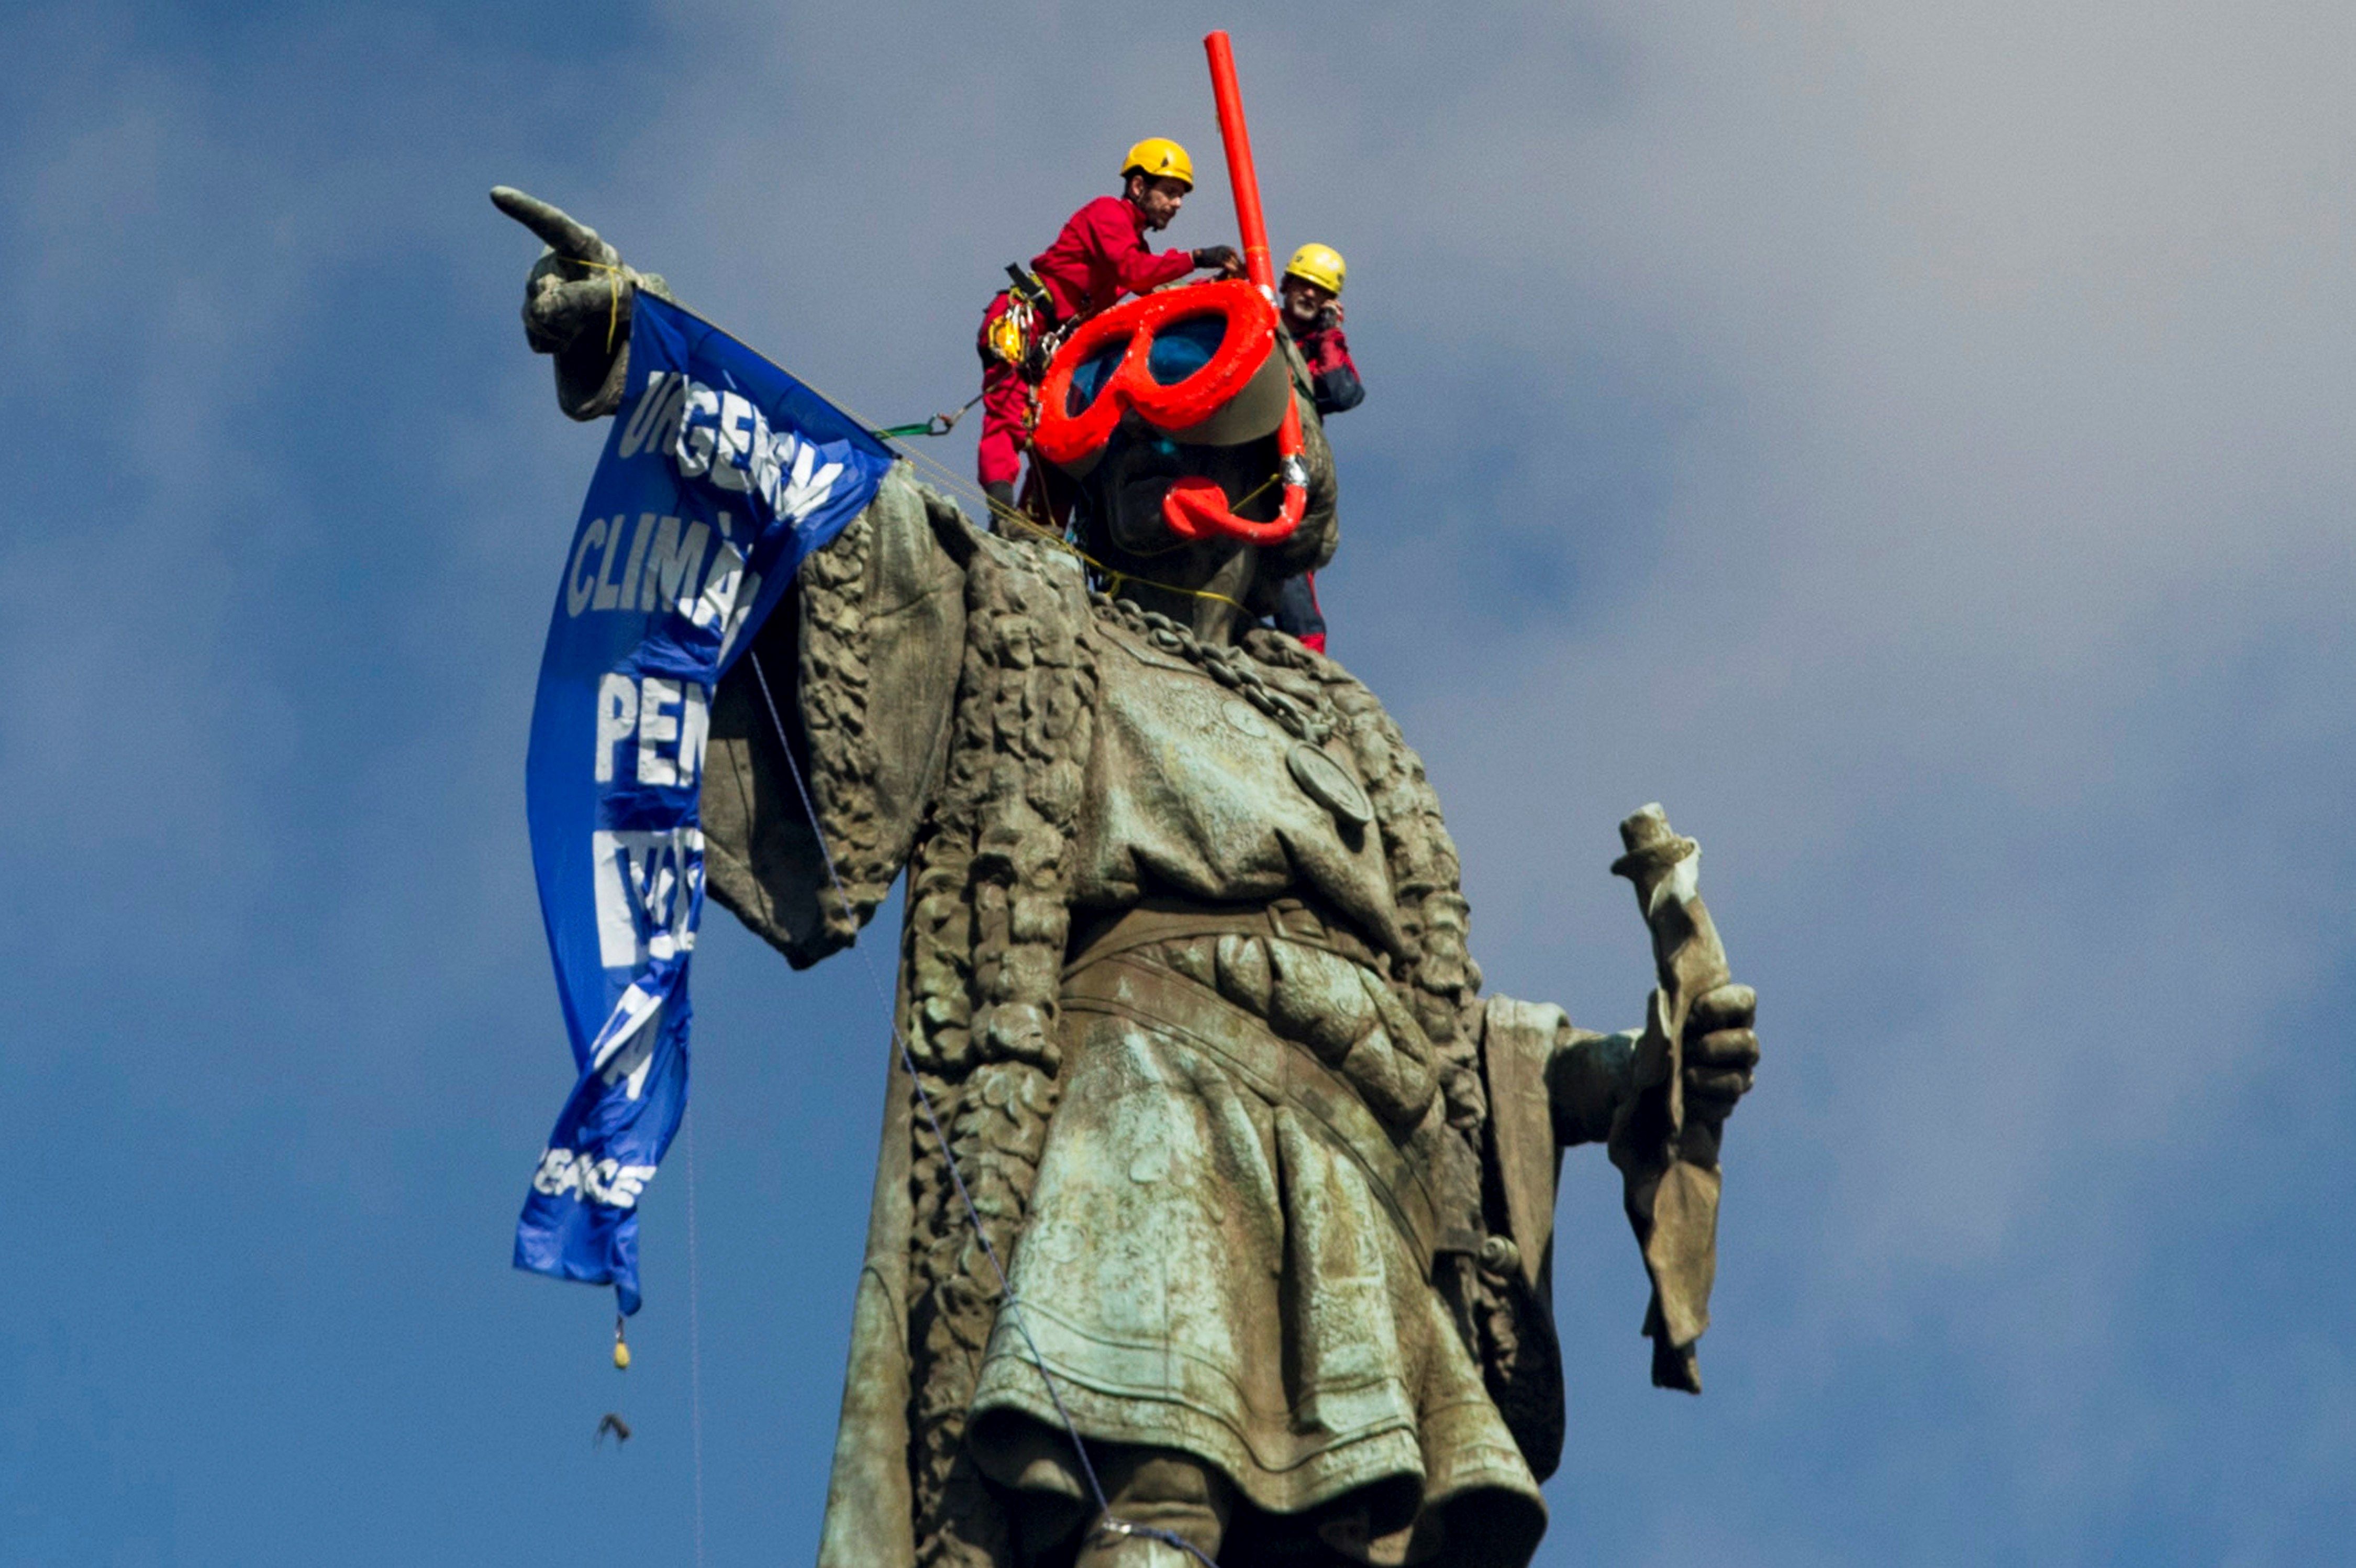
[1030,35,1312,548]
[1032,281,1306,545]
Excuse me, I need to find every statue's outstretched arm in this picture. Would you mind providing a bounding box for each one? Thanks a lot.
[1546,1026,1635,1148]
[485,188,974,965]
[700,469,972,970]
[491,187,675,420]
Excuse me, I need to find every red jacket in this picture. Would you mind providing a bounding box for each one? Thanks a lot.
[1293,319,1364,416]
[1030,195,1195,321]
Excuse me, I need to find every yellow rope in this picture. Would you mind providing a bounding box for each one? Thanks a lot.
[1224,468,1284,515]
[559,255,628,353]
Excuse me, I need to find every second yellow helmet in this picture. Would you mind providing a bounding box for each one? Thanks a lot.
[1121,138,1195,189]
[1283,242,1346,295]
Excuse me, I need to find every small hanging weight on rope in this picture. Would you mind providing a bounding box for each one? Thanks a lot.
[612,1314,631,1371]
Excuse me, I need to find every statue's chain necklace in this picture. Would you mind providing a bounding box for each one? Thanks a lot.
[1093,595,1377,831]
[1094,595,1335,746]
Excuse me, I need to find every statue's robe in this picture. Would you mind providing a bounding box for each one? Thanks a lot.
[697,466,1603,1568]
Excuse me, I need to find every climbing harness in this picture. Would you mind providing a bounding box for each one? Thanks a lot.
[986,265,1067,382]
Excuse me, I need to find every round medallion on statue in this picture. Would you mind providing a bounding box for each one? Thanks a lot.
[1287,742,1372,828]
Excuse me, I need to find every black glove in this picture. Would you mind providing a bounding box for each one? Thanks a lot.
[1191,245,1244,278]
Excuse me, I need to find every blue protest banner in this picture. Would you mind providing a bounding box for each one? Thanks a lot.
[514,294,894,1312]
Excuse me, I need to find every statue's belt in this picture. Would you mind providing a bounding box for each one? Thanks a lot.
[1059,902,1477,1272]
[1065,894,1391,977]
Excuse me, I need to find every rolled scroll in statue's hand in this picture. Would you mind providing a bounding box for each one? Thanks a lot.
[1607,803,1758,1392]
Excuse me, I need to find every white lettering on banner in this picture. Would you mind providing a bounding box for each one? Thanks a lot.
[692,512,745,632]
[591,827,703,970]
[617,372,685,459]
[676,685,709,785]
[577,373,856,624]
[708,391,757,494]
[532,1147,658,1208]
[649,374,849,524]
[616,512,655,607]
[590,984,664,1100]
[594,674,638,784]
[591,674,710,787]
[566,517,608,617]
[637,516,708,615]
[773,436,844,525]
[717,573,763,666]
[637,679,681,787]
[591,511,630,611]
[675,385,720,479]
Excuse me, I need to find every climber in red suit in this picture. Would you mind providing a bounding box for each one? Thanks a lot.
[975,137,1242,522]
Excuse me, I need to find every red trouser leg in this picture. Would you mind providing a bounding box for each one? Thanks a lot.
[977,361,1029,487]
[975,294,1029,488]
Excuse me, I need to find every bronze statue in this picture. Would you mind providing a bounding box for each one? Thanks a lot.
[496,186,1760,1568]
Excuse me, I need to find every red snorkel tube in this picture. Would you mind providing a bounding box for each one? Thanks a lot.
[1161,31,1310,546]
[1205,30,1275,293]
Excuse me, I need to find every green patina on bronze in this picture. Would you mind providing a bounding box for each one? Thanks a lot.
[497,189,1762,1568]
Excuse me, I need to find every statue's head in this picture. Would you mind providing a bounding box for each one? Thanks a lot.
[1033,280,1337,615]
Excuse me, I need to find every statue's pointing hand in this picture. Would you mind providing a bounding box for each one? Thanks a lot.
[492,186,612,264]
[1682,981,1758,1125]
[490,186,671,420]
[492,187,629,352]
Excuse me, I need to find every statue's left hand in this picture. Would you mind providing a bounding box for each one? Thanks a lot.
[1683,982,1758,1125]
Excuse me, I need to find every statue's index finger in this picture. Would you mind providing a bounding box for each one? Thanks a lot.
[490,186,604,260]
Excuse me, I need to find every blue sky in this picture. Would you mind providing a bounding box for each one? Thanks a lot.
[5,2,2352,1563]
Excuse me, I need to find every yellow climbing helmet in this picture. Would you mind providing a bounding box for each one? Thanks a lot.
[1284,242,1347,295]
[1121,138,1195,190]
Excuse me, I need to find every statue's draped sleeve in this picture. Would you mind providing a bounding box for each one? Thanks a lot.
[702,462,971,965]
[1474,997,1571,1476]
